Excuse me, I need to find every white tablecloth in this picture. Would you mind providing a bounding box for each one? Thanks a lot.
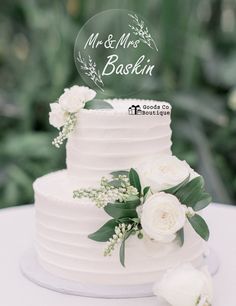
[0,204,235,306]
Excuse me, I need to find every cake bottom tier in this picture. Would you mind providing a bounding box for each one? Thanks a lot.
[33,170,207,286]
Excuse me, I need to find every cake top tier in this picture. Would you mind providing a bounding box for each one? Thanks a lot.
[66,98,172,186]
[48,86,173,186]
[49,86,172,148]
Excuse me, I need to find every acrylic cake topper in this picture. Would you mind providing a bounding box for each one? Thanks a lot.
[74,9,158,97]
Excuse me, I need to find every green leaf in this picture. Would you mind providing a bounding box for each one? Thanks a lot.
[124,196,141,208]
[120,238,125,267]
[193,193,212,211]
[84,99,113,110]
[174,176,205,207]
[188,214,210,241]
[108,179,123,188]
[119,230,133,267]
[163,175,190,194]
[166,175,211,212]
[111,170,129,178]
[143,186,150,202]
[118,217,139,224]
[104,203,138,219]
[177,228,184,246]
[129,168,141,194]
[88,219,117,242]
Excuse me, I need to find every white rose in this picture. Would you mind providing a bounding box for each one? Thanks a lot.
[153,264,213,306]
[59,85,96,113]
[137,155,199,192]
[140,192,186,243]
[49,103,66,129]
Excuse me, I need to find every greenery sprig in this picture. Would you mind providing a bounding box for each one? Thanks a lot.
[51,99,113,148]
[73,168,212,267]
[52,113,77,148]
[73,173,138,208]
[74,168,146,266]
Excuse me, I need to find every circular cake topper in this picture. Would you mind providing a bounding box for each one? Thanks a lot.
[74,9,158,97]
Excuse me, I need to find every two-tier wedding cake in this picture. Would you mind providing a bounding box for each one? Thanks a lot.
[32,85,212,303]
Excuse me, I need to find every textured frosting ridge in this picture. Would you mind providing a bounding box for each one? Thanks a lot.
[66,99,172,186]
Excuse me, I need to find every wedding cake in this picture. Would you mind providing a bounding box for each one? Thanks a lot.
[33,86,212,293]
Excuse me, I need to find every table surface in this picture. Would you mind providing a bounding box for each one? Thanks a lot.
[0,203,235,306]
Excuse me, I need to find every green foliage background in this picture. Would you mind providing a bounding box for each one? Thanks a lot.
[0,0,235,208]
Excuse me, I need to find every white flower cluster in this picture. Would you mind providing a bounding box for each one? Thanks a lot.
[73,175,138,208]
[49,85,96,147]
[137,155,200,243]
[185,206,196,218]
[104,223,132,257]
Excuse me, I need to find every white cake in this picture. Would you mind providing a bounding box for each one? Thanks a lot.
[33,99,206,286]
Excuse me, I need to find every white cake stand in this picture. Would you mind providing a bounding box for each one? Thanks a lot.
[20,248,220,299]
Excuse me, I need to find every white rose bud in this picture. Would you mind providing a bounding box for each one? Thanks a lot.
[49,103,66,129]
[140,192,186,243]
[137,155,199,192]
[59,85,96,113]
[153,264,213,306]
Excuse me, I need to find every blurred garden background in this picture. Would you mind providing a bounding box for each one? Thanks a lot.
[0,0,236,208]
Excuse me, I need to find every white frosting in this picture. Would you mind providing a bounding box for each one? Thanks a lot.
[33,99,206,285]
[34,171,206,285]
[66,99,172,186]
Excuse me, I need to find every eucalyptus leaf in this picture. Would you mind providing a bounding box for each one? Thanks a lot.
[108,196,140,209]
[193,193,212,211]
[188,214,209,241]
[119,230,133,267]
[177,228,184,247]
[84,99,113,110]
[174,176,205,207]
[104,203,138,219]
[118,217,139,224]
[88,219,117,242]
[120,238,125,267]
[163,175,190,194]
[108,179,123,188]
[124,196,141,207]
[143,186,150,202]
[111,170,129,178]
[129,168,141,194]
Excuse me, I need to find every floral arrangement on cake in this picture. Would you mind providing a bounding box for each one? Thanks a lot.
[73,155,212,266]
[49,85,113,147]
